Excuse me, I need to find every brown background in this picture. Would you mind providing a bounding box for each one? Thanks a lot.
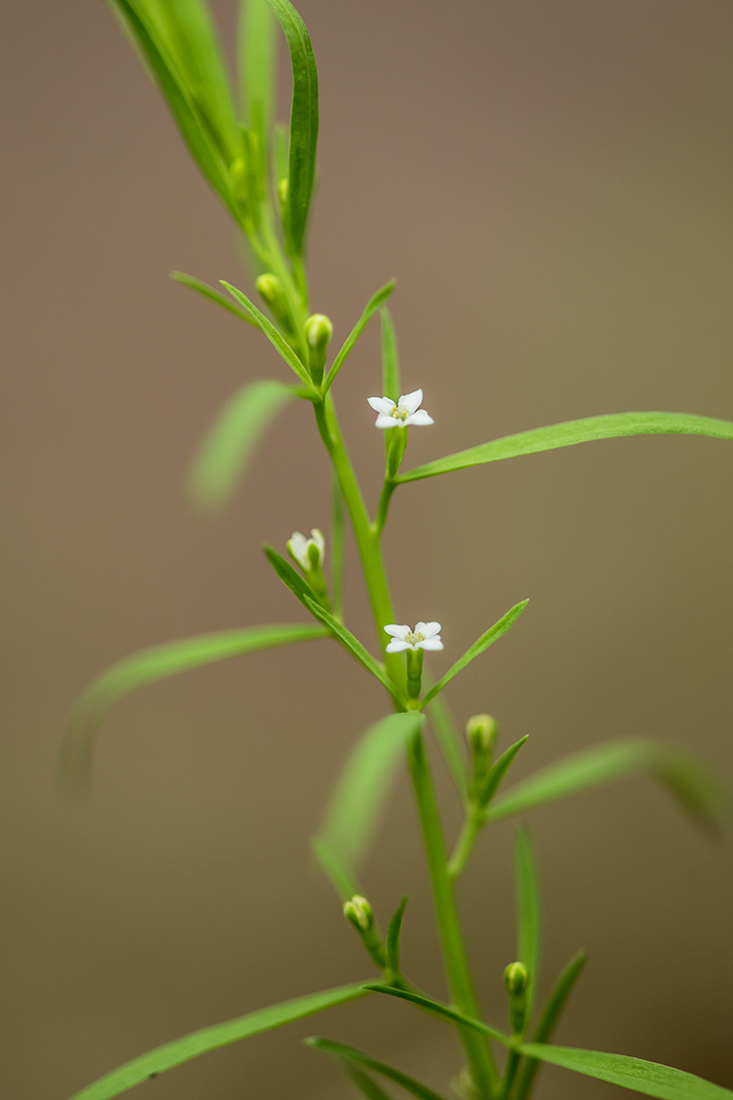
[1,1,732,1098]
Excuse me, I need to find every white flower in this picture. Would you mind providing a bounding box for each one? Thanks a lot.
[384,622,443,653]
[367,389,434,429]
[287,528,325,570]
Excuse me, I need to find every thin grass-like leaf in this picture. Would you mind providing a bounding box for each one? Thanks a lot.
[306,1037,449,1100]
[420,601,528,709]
[68,982,370,1100]
[344,1063,396,1100]
[265,0,318,256]
[385,896,409,977]
[397,412,733,484]
[221,280,313,388]
[311,837,360,902]
[514,952,586,1100]
[323,281,396,392]
[515,825,540,1026]
[58,623,326,798]
[361,985,511,1047]
[172,271,257,325]
[381,308,400,402]
[187,380,294,512]
[517,1043,733,1100]
[485,739,723,832]
[317,713,424,869]
[239,0,276,189]
[426,694,469,805]
[477,735,528,806]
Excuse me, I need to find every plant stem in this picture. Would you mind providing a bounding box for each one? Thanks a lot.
[407,729,500,1100]
[448,808,484,879]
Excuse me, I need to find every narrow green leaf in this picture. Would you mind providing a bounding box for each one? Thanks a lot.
[331,474,345,620]
[515,825,540,1026]
[518,1043,733,1100]
[263,543,321,605]
[514,952,586,1100]
[221,280,313,388]
[477,735,529,806]
[264,0,318,256]
[485,739,723,831]
[305,1037,449,1100]
[172,271,257,325]
[381,308,400,402]
[57,623,326,798]
[310,836,361,902]
[317,713,424,869]
[385,896,409,976]
[68,982,370,1100]
[323,281,396,393]
[239,0,276,173]
[397,412,733,484]
[420,601,528,709]
[361,985,511,1047]
[426,694,469,805]
[344,1063,396,1100]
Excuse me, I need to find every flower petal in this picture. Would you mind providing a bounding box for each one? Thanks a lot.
[310,529,326,561]
[406,409,434,426]
[386,639,411,653]
[421,622,442,638]
[400,389,423,415]
[384,624,409,639]
[368,396,395,414]
[419,637,444,651]
[375,413,397,429]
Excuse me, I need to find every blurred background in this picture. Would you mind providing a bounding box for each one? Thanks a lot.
[1,1,732,1097]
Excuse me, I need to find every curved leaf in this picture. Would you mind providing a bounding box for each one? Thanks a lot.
[514,825,540,1026]
[239,0,277,182]
[58,623,327,797]
[68,982,369,1100]
[518,1043,733,1100]
[172,271,257,326]
[397,412,733,483]
[361,985,511,1047]
[323,281,396,392]
[305,1037,449,1100]
[515,952,587,1100]
[221,280,314,389]
[188,380,294,512]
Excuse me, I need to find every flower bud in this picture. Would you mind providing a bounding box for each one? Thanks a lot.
[504,961,529,1036]
[343,895,373,932]
[256,273,293,334]
[504,961,528,995]
[304,314,333,385]
[466,714,497,755]
[278,177,288,206]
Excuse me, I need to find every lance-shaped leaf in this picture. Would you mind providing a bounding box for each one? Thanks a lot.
[343,1063,396,1100]
[380,308,400,403]
[188,379,294,512]
[397,412,733,484]
[514,826,540,1027]
[323,281,396,392]
[305,1037,449,1100]
[514,951,586,1100]
[317,713,424,870]
[221,280,314,389]
[362,985,511,1047]
[239,0,276,190]
[172,271,257,325]
[68,982,370,1100]
[517,1043,733,1100]
[485,738,723,832]
[420,601,528,709]
[385,896,409,977]
[426,693,469,805]
[58,623,327,797]
[265,0,318,257]
[264,546,407,704]
[311,836,361,902]
[477,735,528,807]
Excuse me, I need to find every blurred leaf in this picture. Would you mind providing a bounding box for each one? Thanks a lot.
[397,412,733,483]
[58,623,326,798]
[188,379,294,512]
[305,1037,449,1100]
[477,735,528,806]
[221,280,314,388]
[331,475,345,620]
[265,0,318,256]
[420,601,528,708]
[385,896,409,977]
[317,713,424,869]
[311,837,360,902]
[517,1044,733,1100]
[515,952,586,1100]
[172,271,257,325]
[69,982,370,1100]
[485,739,724,832]
[514,825,540,1026]
[426,694,469,805]
[274,121,289,181]
[361,985,511,1047]
[324,281,396,392]
[344,1063,396,1100]
[381,308,400,402]
[239,0,276,190]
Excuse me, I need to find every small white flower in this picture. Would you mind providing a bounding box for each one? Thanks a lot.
[384,622,443,653]
[287,528,325,570]
[367,389,434,429]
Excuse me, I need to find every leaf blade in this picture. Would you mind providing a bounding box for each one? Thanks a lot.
[380,307,400,402]
[172,271,257,325]
[385,896,409,977]
[426,694,469,805]
[305,1037,449,1100]
[323,281,396,393]
[397,412,733,484]
[514,952,587,1100]
[221,280,313,388]
[514,825,540,1026]
[361,985,511,1047]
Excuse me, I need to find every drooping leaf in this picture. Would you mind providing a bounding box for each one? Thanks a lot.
[426,693,469,805]
[264,0,318,256]
[361,985,511,1047]
[385,896,409,977]
[514,826,540,1026]
[514,952,586,1100]
[477,735,529,807]
[172,270,257,325]
[381,308,400,402]
[420,601,528,708]
[397,412,733,484]
[187,380,294,512]
[343,1062,396,1100]
[310,836,361,902]
[323,281,396,392]
[331,474,345,620]
[68,982,370,1100]
[57,623,326,797]
[485,739,723,832]
[221,280,313,388]
[317,713,424,869]
[239,0,276,194]
[517,1043,733,1100]
[305,1037,449,1100]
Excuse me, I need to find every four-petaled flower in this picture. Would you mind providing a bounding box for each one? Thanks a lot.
[367,389,434,428]
[384,622,443,653]
[287,528,325,570]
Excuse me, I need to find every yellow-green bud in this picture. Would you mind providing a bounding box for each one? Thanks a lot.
[466,714,497,754]
[255,273,293,334]
[504,961,529,1036]
[230,156,247,194]
[278,177,289,205]
[304,314,333,385]
[343,895,373,932]
[504,961,528,995]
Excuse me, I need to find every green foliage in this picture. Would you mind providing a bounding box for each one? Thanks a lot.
[188,379,294,512]
[361,985,511,1047]
[57,624,326,797]
[68,982,370,1100]
[222,280,314,387]
[331,476,345,619]
[305,1037,449,1100]
[515,952,587,1100]
[311,837,361,901]
[323,281,397,392]
[344,1063,396,1100]
[385,896,409,977]
[514,826,540,1027]
[477,735,529,807]
[239,0,276,196]
[380,308,400,402]
[426,694,469,804]
[397,411,733,483]
[172,271,257,324]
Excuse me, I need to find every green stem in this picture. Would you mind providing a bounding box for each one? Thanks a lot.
[447,808,484,879]
[407,730,500,1100]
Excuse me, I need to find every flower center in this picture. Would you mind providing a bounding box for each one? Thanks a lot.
[390,404,409,421]
[405,630,424,646]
